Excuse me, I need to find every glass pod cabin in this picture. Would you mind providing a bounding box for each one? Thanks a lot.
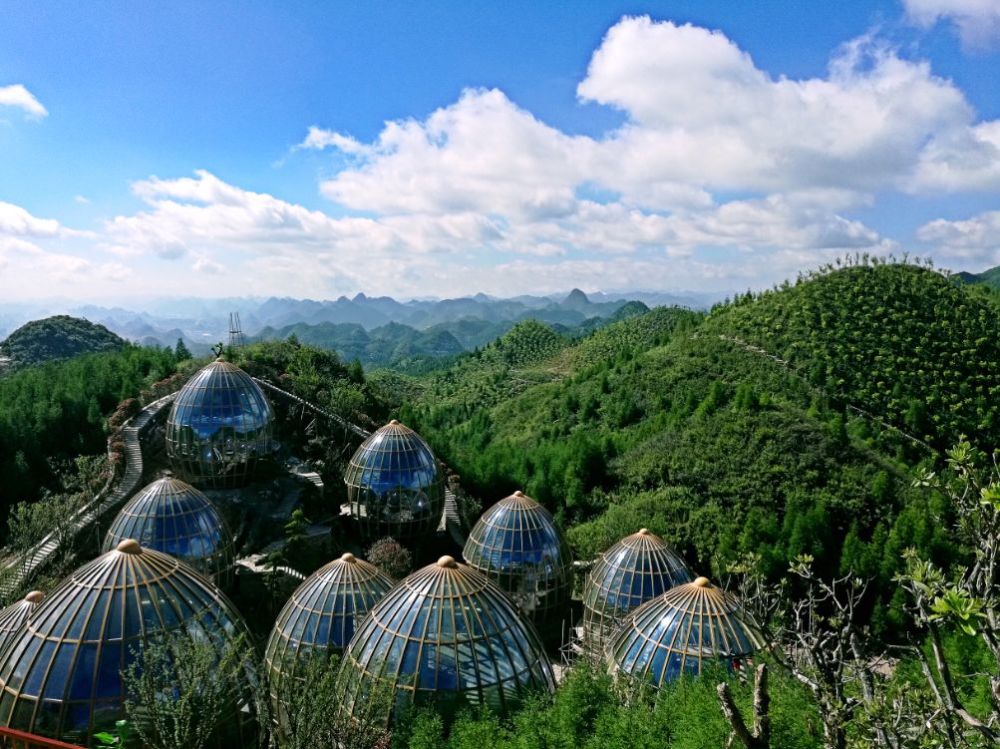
[0,540,254,747]
[265,552,394,712]
[335,555,555,727]
[165,357,274,488]
[582,528,691,648]
[343,420,445,540]
[463,491,573,626]
[102,476,234,582]
[606,576,764,689]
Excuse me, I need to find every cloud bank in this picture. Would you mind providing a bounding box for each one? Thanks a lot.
[3,16,1000,300]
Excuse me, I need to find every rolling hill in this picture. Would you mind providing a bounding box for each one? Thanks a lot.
[0,315,126,371]
[399,260,994,633]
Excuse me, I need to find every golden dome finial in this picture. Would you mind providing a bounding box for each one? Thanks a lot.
[116,539,142,554]
[436,555,458,569]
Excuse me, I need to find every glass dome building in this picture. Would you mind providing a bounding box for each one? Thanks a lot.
[335,555,555,727]
[165,357,274,488]
[0,591,43,653]
[463,491,572,625]
[606,576,764,689]
[583,528,692,648]
[265,552,393,702]
[0,540,255,746]
[343,420,445,539]
[102,476,234,581]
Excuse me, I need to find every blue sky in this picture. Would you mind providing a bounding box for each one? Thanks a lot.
[1,0,999,301]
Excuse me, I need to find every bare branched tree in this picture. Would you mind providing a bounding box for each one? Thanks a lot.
[730,553,886,749]
[897,440,1000,746]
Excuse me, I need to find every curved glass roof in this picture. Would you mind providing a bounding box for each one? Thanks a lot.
[343,420,445,539]
[165,358,274,488]
[0,540,254,745]
[336,555,554,727]
[0,591,43,653]
[102,476,233,581]
[583,528,692,647]
[463,491,573,624]
[606,577,764,689]
[265,552,393,691]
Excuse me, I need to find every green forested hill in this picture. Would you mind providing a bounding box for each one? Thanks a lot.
[0,346,179,528]
[954,264,1000,289]
[0,315,126,370]
[402,262,994,631]
[717,261,1000,450]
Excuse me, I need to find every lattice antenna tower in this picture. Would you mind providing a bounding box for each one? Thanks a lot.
[228,311,247,349]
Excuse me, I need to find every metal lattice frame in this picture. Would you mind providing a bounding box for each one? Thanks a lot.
[343,420,445,540]
[101,477,234,583]
[463,491,573,626]
[582,528,692,649]
[335,556,555,727]
[264,553,393,706]
[165,358,275,488]
[0,593,43,654]
[606,577,764,689]
[0,540,255,746]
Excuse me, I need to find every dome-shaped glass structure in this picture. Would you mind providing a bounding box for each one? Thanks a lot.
[606,576,764,689]
[165,358,274,488]
[583,528,692,648]
[336,555,555,727]
[463,491,572,625]
[0,540,254,746]
[343,420,445,539]
[0,591,43,653]
[265,552,393,699]
[102,476,234,581]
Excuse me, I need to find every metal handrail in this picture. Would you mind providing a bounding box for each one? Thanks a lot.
[0,727,85,749]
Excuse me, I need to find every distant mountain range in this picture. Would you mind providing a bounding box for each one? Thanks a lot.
[255,299,651,370]
[0,288,701,360]
[953,265,1000,290]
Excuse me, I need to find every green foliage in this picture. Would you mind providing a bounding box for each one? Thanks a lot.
[93,720,134,748]
[0,345,178,528]
[269,651,390,749]
[174,338,192,361]
[233,339,387,427]
[394,663,821,749]
[717,262,1000,450]
[0,315,125,369]
[405,264,988,634]
[123,631,253,749]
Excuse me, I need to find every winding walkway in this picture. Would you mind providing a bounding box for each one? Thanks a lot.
[2,377,473,599]
[252,377,371,439]
[0,393,176,599]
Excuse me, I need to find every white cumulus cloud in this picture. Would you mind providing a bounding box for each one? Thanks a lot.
[903,0,1000,49]
[0,84,47,118]
[918,210,1000,264]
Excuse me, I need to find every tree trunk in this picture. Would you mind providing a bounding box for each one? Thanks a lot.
[717,664,770,749]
